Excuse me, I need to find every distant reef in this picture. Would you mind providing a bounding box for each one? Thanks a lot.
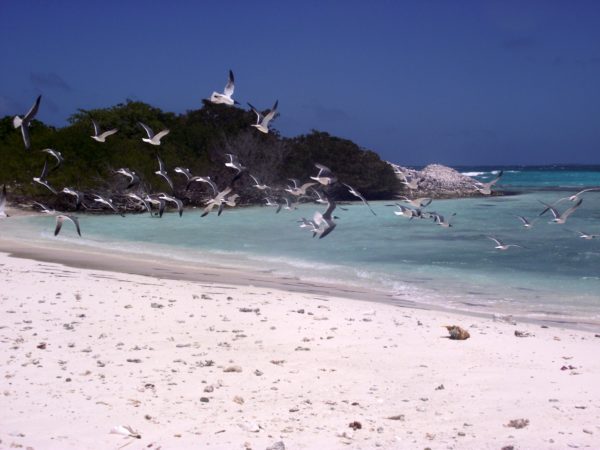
[388,163,504,199]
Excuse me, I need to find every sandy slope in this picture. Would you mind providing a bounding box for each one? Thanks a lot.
[0,251,599,449]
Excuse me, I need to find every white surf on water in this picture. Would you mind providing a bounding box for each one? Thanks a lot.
[461,171,487,176]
